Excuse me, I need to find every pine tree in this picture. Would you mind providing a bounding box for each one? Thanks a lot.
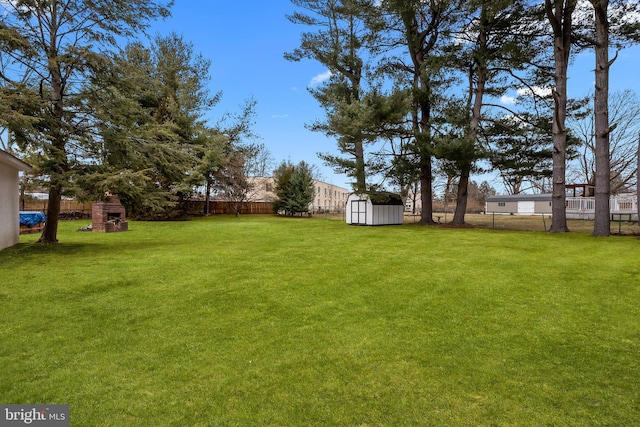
[273,160,297,214]
[83,34,220,219]
[584,0,640,236]
[273,161,316,216]
[487,114,554,194]
[380,0,463,225]
[287,0,380,193]
[0,0,171,243]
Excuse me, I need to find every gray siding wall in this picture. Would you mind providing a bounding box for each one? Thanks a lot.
[486,201,518,214]
[534,200,553,214]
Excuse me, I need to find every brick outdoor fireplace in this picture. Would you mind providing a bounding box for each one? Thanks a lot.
[92,195,128,232]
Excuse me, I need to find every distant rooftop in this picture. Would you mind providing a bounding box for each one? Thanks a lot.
[486,194,552,202]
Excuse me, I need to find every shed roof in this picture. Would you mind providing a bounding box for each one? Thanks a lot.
[487,194,552,202]
[0,150,32,171]
[351,192,404,205]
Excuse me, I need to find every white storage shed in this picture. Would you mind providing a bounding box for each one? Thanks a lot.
[346,192,404,225]
[0,150,32,251]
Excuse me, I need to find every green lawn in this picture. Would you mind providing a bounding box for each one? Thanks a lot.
[2,216,639,426]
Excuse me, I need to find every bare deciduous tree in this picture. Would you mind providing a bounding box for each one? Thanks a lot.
[569,90,640,194]
[213,143,272,216]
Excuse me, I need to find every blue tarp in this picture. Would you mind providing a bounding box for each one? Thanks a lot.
[19,211,46,226]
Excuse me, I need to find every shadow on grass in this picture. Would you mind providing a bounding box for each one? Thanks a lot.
[7,242,101,254]
[1,238,172,262]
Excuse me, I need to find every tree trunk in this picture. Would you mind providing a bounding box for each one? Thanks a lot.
[354,138,366,193]
[399,6,438,226]
[204,180,211,215]
[592,0,611,236]
[550,82,570,233]
[411,180,419,215]
[417,98,435,225]
[452,168,470,224]
[453,35,486,226]
[546,0,575,233]
[39,184,61,244]
[419,156,435,224]
[38,52,66,244]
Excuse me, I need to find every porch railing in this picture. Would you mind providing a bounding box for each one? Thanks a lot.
[566,195,637,214]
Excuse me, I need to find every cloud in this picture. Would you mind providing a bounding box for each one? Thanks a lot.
[309,70,333,87]
[517,86,553,98]
[500,95,517,105]
[499,86,553,106]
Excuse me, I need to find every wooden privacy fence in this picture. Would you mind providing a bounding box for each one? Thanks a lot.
[21,200,93,215]
[20,200,274,217]
[190,201,274,215]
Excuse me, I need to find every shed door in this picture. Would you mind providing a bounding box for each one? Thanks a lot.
[351,200,367,225]
[518,201,535,214]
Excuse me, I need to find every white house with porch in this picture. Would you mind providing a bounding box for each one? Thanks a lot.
[486,193,638,221]
[565,194,637,220]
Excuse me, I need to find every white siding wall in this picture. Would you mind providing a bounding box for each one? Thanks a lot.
[372,205,404,225]
[534,200,553,214]
[486,201,519,214]
[0,165,20,251]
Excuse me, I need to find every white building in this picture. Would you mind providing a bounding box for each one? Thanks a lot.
[249,177,350,213]
[486,193,638,220]
[313,180,350,213]
[0,150,32,251]
[485,194,552,215]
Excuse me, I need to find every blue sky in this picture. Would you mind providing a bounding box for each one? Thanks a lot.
[148,1,342,184]
[148,1,640,193]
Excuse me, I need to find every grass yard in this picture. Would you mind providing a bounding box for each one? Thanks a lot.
[1,216,639,426]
